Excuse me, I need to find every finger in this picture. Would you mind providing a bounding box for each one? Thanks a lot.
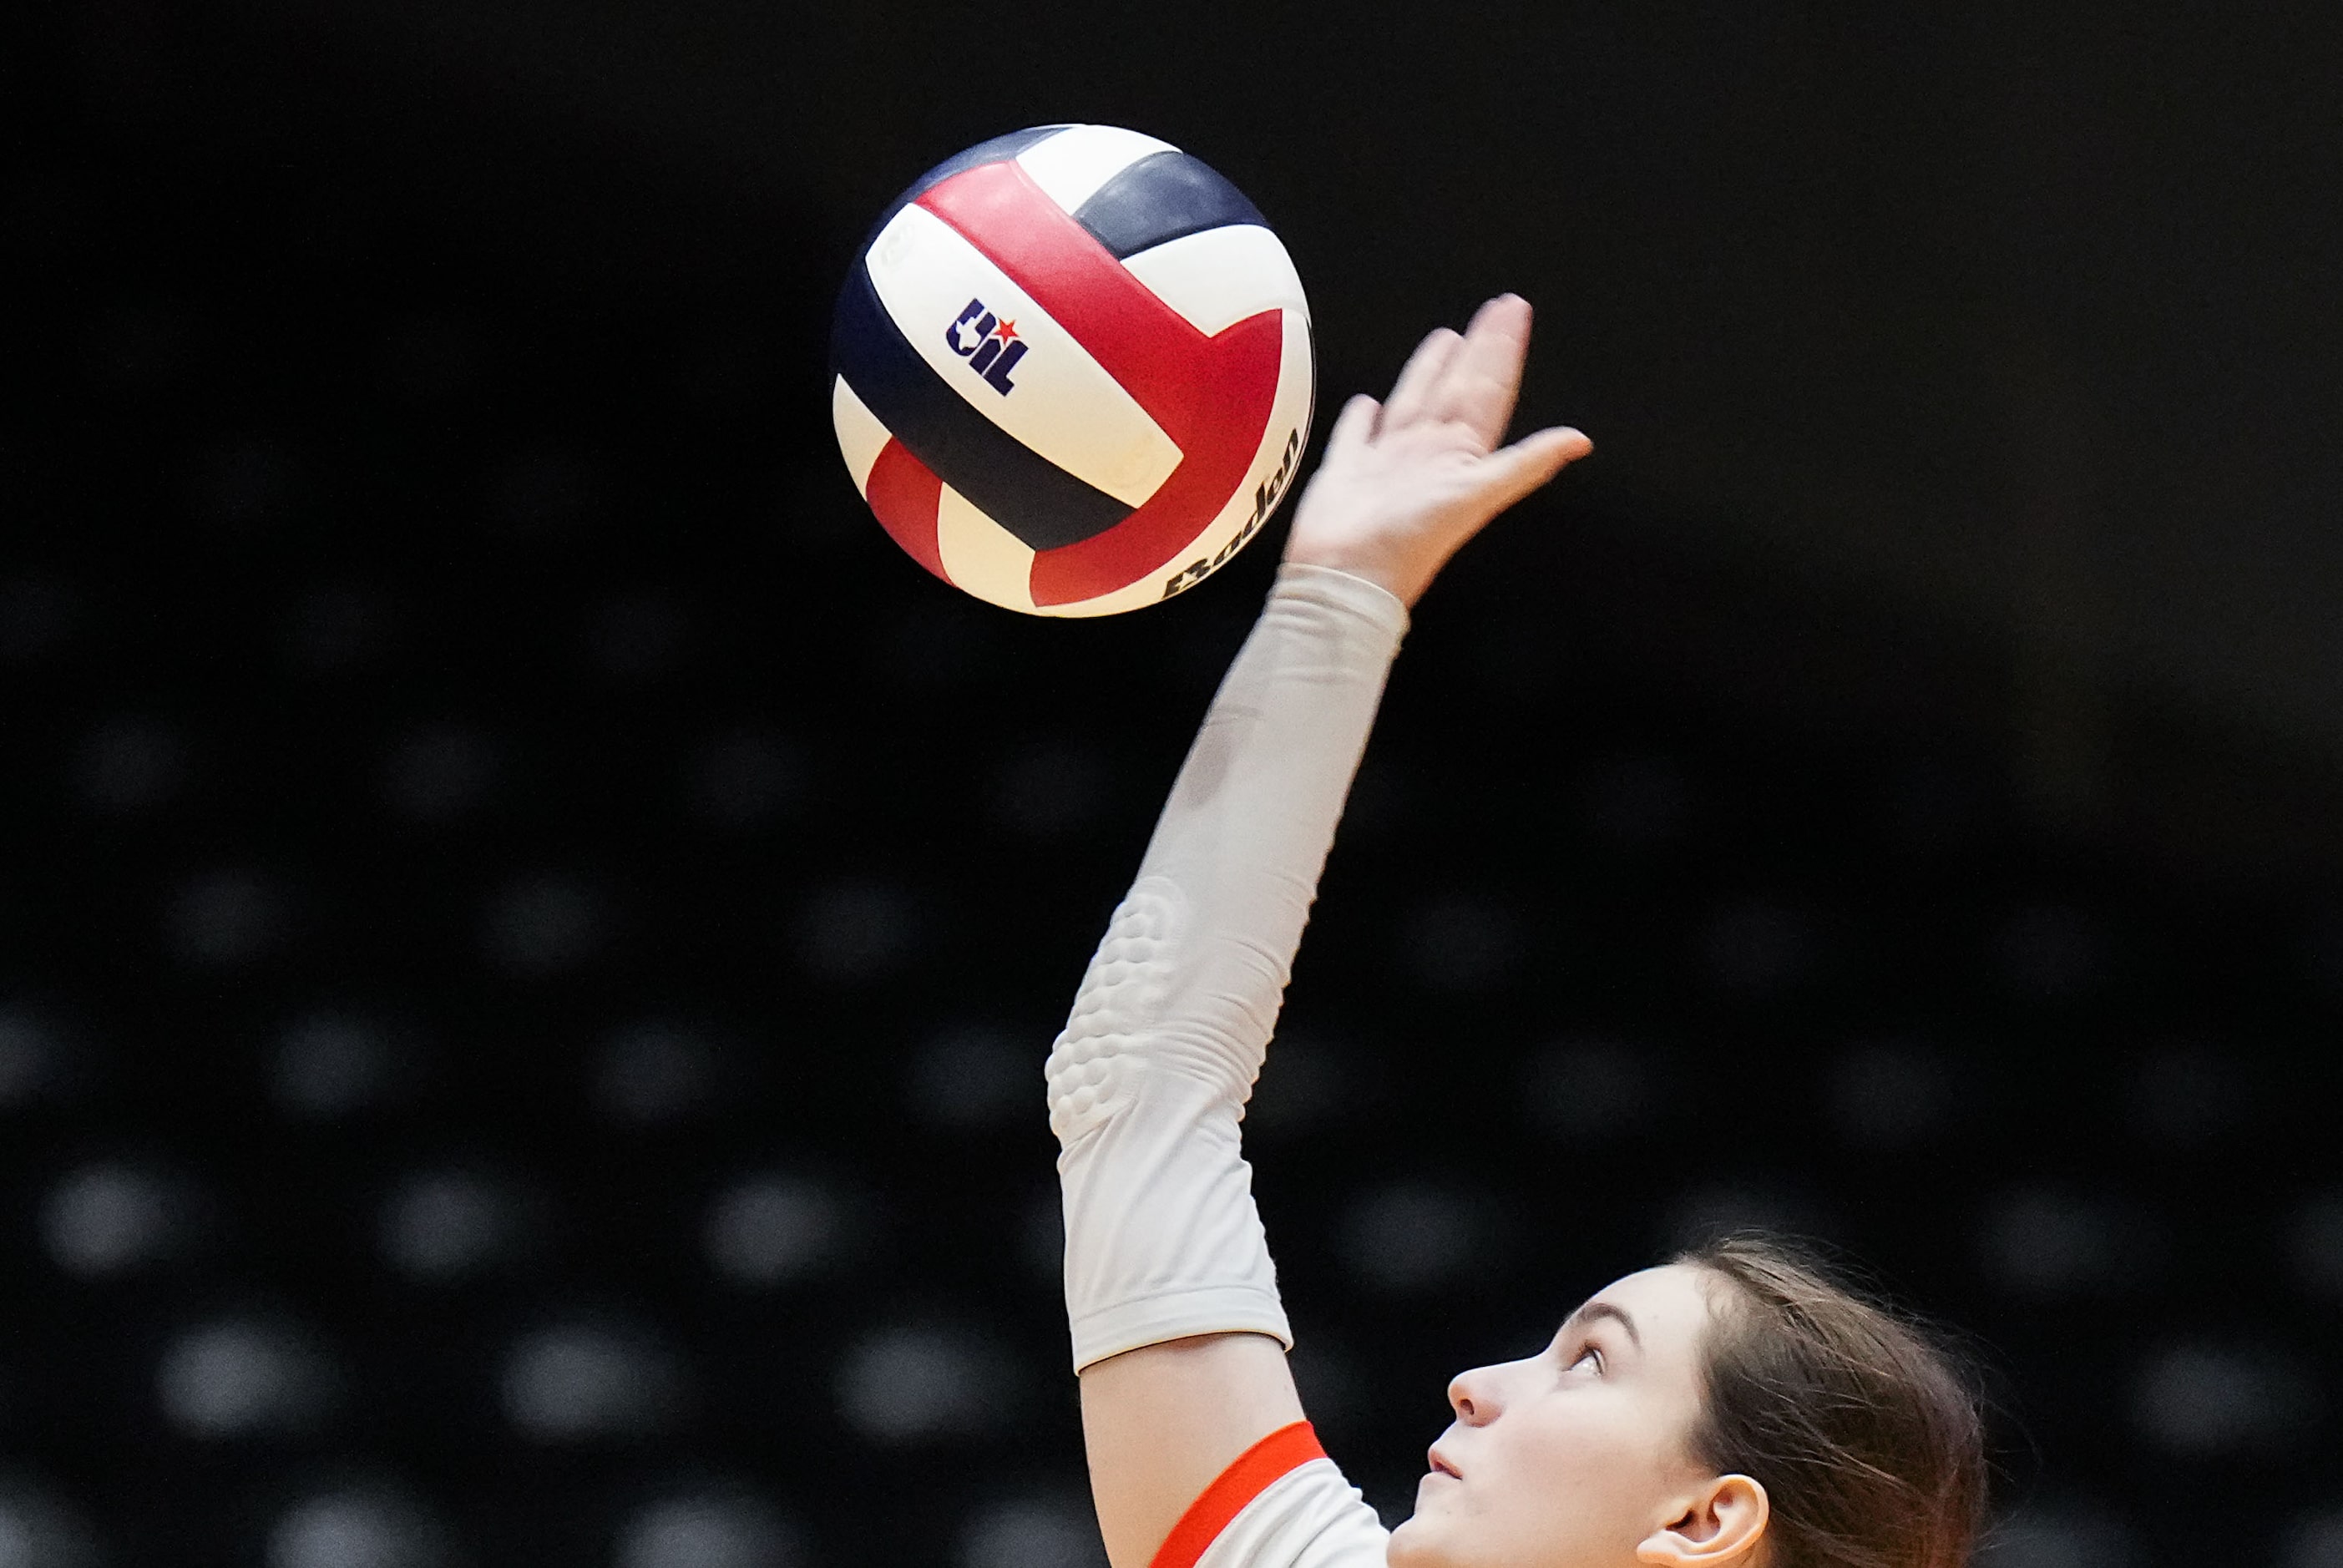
[1325,392,1381,455]
[1428,294,1535,449]
[1473,424,1592,513]
[1378,327,1463,432]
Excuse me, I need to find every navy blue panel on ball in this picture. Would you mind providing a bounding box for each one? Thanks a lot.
[831,263,1133,553]
[1071,152,1270,260]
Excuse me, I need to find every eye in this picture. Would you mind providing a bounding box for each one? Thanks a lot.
[1566,1342,1604,1375]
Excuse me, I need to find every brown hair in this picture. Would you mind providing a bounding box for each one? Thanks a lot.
[1673,1234,1988,1568]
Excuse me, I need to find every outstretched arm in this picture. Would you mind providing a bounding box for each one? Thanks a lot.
[1049,296,1590,1568]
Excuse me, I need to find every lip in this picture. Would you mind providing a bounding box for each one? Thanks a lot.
[1425,1447,1462,1480]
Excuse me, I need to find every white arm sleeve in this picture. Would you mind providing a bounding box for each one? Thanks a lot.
[1045,562,1409,1372]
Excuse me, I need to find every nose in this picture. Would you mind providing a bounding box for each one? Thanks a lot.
[1447,1363,1504,1425]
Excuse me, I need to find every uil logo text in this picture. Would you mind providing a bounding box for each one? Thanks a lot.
[1161,428,1303,599]
[945,299,1027,395]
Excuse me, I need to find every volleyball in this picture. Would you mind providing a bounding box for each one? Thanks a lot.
[830,124,1314,616]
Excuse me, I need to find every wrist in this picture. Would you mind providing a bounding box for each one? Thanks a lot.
[1278,539,1432,609]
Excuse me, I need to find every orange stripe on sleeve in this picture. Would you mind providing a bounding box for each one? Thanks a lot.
[1148,1421,1328,1568]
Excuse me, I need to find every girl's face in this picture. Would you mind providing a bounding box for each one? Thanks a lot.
[1387,1264,1735,1568]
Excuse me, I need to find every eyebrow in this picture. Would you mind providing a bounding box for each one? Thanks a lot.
[1565,1300,1642,1350]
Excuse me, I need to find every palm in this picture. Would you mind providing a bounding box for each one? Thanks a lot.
[1283,295,1591,608]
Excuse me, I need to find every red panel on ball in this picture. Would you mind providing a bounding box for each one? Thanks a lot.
[918,161,1283,606]
[863,438,949,583]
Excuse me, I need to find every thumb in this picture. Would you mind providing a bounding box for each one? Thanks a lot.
[1475,425,1592,513]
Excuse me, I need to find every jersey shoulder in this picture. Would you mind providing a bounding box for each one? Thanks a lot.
[1155,1423,1389,1568]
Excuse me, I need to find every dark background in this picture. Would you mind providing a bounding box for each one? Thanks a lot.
[8,2,2342,1565]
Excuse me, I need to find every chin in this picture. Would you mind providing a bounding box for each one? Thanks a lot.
[1385,1514,1443,1568]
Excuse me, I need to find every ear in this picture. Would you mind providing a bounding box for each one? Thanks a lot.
[1634,1474,1770,1568]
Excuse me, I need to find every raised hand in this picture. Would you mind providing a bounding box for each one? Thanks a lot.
[1280,295,1591,608]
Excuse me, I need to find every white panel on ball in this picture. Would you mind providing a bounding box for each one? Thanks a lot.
[1121,225,1311,336]
[936,488,1038,613]
[1013,125,1180,215]
[863,204,1182,508]
[830,376,893,498]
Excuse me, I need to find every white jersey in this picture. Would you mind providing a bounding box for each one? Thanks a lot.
[1156,1424,1389,1568]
